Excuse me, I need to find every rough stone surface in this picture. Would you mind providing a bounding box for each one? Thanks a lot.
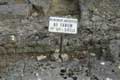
[0,0,119,58]
[0,0,80,16]
[0,58,120,80]
[61,53,69,62]
[48,0,80,16]
[50,52,62,62]
[109,40,120,62]
[0,0,120,79]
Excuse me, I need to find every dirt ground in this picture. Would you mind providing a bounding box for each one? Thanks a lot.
[0,51,76,72]
[0,52,46,73]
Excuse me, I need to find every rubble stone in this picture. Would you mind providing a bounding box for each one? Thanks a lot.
[61,53,69,62]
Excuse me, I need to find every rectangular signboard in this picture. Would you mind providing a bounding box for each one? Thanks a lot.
[48,17,78,34]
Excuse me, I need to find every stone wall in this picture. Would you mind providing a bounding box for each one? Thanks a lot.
[79,0,120,62]
[0,0,120,62]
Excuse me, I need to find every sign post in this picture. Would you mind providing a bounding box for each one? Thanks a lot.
[59,34,63,54]
[49,16,78,61]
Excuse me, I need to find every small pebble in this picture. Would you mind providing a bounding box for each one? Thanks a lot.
[60,69,66,73]
[72,76,77,80]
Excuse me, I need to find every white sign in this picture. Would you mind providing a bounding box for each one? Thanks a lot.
[49,17,78,34]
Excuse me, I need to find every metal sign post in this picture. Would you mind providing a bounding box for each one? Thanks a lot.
[59,34,63,62]
[59,34,63,54]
